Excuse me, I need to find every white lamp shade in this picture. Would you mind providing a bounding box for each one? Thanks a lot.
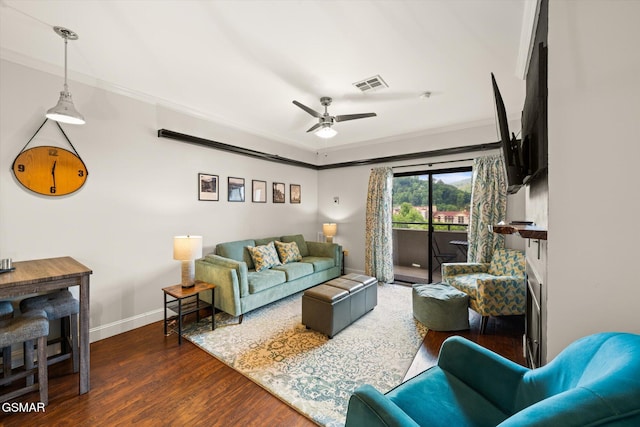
[173,236,203,261]
[322,223,338,238]
[46,91,85,125]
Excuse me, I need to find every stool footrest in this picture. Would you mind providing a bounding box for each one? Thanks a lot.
[0,383,40,403]
[412,282,470,331]
[0,366,38,387]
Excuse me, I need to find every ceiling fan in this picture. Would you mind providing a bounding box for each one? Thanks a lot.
[292,97,377,138]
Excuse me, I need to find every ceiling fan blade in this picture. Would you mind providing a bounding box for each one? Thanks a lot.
[334,112,377,122]
[293,100,322,118]
[306,123,321,133]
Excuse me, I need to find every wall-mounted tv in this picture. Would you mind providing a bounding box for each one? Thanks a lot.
[492,0,547,194]
[491,40,548,194]
[521,41,548,185]
[491,72,524,194]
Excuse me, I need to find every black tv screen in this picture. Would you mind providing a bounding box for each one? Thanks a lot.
[491,73,524,194]
[521,41,548,184]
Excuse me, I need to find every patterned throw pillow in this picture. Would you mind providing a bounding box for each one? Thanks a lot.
[246,241,281,272]
[274,240,302,264]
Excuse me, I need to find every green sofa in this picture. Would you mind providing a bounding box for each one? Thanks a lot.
[195,234,342,321]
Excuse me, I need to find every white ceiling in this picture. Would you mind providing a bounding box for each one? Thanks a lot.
[0,0,529,152]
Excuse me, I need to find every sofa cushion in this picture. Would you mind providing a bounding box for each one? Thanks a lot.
[216,239,256,269]
[488,249,525,277]
[301,256,335,272]
[274,240,302,264]
[272,262,313,281]
[447,273,498,301]
[255,236,279,246]
[280,234,309,257]
[246,241,282,272]
[248,269,287,293]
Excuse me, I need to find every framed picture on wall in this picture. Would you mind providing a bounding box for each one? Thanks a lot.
[252,180,267,203]
[290,184,301,204]
[228,177,245,202]
[273,182,285,203]
[198,173,219,201]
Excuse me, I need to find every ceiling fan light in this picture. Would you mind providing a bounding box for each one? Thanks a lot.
[316,125,337,139]
[46,90,85,125]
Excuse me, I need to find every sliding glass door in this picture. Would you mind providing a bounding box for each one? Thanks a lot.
[392,167,472,284]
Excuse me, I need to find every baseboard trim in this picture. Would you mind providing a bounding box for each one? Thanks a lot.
[2,309,165,367]
[90,308,164,342]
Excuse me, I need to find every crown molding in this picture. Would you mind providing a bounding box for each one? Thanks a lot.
[515,0,541,80]
[158,128,501,171]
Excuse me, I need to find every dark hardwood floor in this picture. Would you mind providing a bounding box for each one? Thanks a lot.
[405,309,526,381]
[1,320,316,427]
[1,310,524,426]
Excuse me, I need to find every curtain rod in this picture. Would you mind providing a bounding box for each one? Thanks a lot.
[353,142,500,171]
[391,158,475,169]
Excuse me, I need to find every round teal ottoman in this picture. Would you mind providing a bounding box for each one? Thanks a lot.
[412,282,469,331]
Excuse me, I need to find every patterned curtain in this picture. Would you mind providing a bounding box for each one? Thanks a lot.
[467,154,507,263]
[365,167,394,283]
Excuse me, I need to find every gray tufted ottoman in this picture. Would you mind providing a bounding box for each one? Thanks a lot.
[412,282,469,331]
[302,274,377,338]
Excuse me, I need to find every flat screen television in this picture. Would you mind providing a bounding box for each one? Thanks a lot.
[521,41,548,185]
[491,72,524,194]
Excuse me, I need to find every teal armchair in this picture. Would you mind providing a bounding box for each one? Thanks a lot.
[345,332,640,427]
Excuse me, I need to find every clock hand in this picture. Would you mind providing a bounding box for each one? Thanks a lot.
[51,160,57,187]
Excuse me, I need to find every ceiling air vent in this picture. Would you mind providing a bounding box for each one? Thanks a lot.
[353,75,388,92]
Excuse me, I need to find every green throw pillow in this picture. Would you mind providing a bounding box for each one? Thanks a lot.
[246,241,281,272]
[274,241,302,264]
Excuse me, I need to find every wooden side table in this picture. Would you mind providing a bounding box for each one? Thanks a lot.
[163,280,215,345]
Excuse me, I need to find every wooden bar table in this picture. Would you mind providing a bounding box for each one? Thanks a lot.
[0,256,93,394]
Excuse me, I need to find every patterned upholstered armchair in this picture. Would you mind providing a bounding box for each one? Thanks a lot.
[442,248,525,333]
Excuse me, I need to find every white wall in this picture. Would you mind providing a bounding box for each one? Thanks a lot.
[0,59,319,341]
[546,1,640,358]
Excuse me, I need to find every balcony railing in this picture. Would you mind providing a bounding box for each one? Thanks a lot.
[392,222,468,283]
[392,221,469,231]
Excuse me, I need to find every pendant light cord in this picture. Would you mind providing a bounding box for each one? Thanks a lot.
[63,36,69,92]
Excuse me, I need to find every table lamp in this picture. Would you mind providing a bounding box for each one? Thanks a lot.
[322,223,338,243]
[173,235,203,288]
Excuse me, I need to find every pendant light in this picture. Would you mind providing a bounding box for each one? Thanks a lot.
[46,26,85,125]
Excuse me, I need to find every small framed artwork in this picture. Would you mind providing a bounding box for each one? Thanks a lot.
[290,184,301,204]
[252,180,267,203]
[273,182,285,203]
[228,177,245,202]
[198,173,219,201]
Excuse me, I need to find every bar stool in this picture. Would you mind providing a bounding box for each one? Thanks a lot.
[0,309,49,405]
[20,290,79,373]
[1,300,14,377]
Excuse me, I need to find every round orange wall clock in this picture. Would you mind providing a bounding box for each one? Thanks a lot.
[12,145,88,196]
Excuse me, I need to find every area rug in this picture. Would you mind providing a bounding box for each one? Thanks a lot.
[184,283,428,427]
